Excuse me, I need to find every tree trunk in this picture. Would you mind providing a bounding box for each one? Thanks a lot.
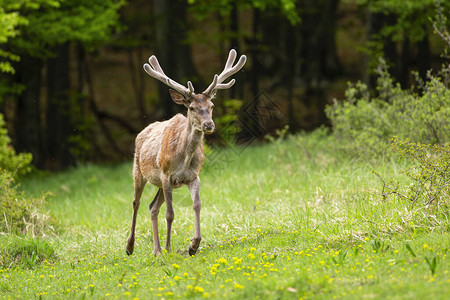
[417,30,431,83]
[300,0,340,87]
[399,35,410,89]
[46,42,75,170]
[229,2,241,99]
[14,55,44,167]
[127,47,147,127]
[153,0,198,118]
[286,23,297,132]
[366,11,396,89]
[298,0,340,128]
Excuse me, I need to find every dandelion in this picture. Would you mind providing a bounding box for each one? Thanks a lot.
[248,253,256,260]
[234,283,244,289]
[217,257,228,264]
[269,268,278,272]
[172,263,180,269]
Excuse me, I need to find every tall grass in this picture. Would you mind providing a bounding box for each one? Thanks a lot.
[1,132,449,299]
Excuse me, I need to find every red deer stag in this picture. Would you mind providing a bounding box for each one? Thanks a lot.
[126,49,246,256]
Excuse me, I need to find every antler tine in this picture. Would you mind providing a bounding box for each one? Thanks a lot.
[224,49,237,69]
[149,55,166,75]
[204,49,247,96]
[187,81,194,94]
[143,56,194,98]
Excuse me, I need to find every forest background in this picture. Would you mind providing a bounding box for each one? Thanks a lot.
[1,0,449,171]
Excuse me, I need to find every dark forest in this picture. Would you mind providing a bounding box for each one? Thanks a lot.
[1,0,449,170]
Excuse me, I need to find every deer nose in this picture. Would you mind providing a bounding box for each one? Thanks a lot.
[202,121,215,134]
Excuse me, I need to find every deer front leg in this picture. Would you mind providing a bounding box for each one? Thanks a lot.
[162,179,174,253]
[188,177,202,256]
[126,176,145,255]
[149,188,165,255]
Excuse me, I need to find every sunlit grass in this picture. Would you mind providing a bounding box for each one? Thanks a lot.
[2,132,449,299]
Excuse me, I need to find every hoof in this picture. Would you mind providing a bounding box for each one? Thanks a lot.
[126,248,134,256]
[188,246,197,256]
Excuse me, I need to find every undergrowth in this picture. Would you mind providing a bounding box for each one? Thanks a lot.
[0,235,56,269]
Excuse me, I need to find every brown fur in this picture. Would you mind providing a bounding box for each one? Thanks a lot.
[127,49,245,256]
[126,94,213,256]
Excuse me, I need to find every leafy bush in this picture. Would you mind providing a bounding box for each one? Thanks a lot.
[0,171,55,235]
[0,113,32,175]
[0,112,53,235]
[374,137,449,211]
[0,235,56,269]
[326,58,450,158]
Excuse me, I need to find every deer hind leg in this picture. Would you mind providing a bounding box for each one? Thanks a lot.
[188,177,202,256]
[126,174,146,255]
[161,178,174,253]
[149,188,165,255]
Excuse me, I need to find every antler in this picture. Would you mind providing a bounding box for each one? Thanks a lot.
[143,56,195,99]
[203,49,247,96]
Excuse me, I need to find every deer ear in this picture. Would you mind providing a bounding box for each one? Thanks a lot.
[169,89,190,107]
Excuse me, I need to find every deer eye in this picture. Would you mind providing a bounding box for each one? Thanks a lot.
[189,106,195,111]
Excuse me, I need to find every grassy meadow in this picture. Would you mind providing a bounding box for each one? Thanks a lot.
[1,132,449,299]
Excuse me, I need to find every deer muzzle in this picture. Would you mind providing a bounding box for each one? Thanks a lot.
[202,121,215,134]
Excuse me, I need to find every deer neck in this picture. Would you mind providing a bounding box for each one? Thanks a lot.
[179,118,203,166]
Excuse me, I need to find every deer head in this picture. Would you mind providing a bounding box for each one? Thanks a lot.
[143,49,247,135]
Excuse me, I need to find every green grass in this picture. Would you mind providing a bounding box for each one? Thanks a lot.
[1,132,449,299]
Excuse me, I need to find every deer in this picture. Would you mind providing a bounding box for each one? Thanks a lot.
[126,49,246,256]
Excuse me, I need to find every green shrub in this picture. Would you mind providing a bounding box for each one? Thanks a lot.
[375,137,449,211]
[326,59,450,158]
[0,113,54,235]
[0,171,55,235]
[0,113,32,176]
[0,235,56,269]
